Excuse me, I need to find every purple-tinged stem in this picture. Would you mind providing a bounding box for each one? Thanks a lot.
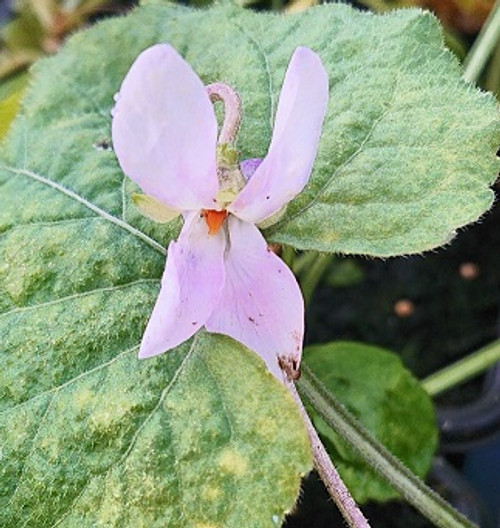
[206,82,241,145]
[286,381,371,528]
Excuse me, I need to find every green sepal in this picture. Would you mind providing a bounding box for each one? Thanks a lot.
[131,192,181,223]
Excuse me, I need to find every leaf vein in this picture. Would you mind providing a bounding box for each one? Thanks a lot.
[50,481,91,528]
[199,352,235,441]
[0,216,97,237]
[7,392,58,508]
[0,278,159,318]
[118,336,199,464]
[0,165,166,255]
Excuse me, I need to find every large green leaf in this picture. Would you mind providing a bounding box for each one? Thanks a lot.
[264,7,499,256]
[1,330,311,526]
[304,342,438,503]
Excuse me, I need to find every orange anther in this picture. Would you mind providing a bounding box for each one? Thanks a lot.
[203,209,228,235]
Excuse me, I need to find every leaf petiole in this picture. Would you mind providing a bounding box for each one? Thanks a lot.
[463,0,500,82]
[422,339,500,397]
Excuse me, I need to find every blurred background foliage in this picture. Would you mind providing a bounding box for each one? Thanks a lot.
[0,0,135,140]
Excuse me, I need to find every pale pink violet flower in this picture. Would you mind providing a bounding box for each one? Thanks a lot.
[111,44,328,381]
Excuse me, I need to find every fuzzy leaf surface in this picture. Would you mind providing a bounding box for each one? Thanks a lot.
[1,329,311,526]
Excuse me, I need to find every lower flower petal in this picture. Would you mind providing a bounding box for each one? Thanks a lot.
[139,212,225,358]
[205,216,304,380]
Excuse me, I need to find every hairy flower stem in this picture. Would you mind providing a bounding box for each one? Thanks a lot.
[286,381,371,528]
[206,82,242,145]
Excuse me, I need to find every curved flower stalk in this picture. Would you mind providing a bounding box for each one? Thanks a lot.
[112,44,328,381]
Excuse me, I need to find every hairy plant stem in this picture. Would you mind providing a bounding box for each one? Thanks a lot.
[287,251,334,305]
[206,82,241,145]
[463,0,500,82]
[298,366,477,528]
[422,339,500,397]
[286,381,371,528]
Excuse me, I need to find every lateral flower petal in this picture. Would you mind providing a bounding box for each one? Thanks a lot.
[139,213,225,358]
[205,216,304,380]
[112,44,219,212]
[228,46,329,224]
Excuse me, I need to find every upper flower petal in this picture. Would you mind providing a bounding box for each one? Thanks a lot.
[228,47,329,224]
[205,216,304,380]
[112,44,219,212]
[139,212,225,358]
